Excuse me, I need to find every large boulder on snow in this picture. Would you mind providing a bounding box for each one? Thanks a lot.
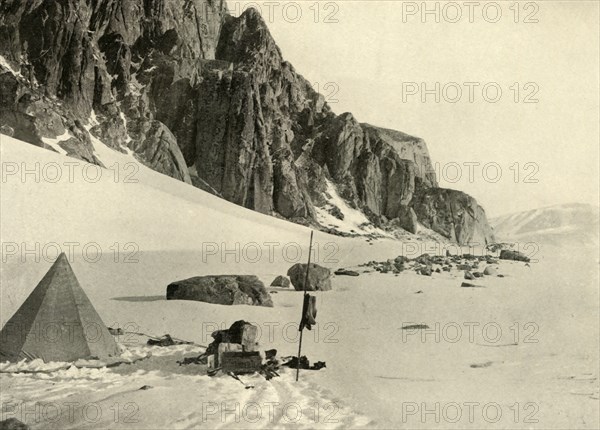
[166,275,273,307]
[499,250,530,262]
[287,263,332,291]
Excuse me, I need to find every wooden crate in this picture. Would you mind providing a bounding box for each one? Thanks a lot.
[221,351,262,373]
[216,342,243,367]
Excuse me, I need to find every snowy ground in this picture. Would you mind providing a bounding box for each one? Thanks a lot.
[1,135,598,428]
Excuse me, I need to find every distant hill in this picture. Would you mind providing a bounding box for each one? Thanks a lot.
[491,203,600,247]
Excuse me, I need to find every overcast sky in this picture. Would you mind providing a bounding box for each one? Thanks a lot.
[226,1,599,217]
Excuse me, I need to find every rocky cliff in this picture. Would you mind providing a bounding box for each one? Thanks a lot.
[0,0,494,244]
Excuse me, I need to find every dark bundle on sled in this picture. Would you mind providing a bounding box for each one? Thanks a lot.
[283,355,326,370]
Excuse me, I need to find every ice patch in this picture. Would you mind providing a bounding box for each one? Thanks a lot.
[0,54,23,78]
[86,109,100,130]
[315,179,390,237]
[41,131,72,155]
[90,133,138,168]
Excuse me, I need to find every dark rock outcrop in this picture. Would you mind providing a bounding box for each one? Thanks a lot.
[166,275,273,307]
[412,188,494,245]
[287,263,332,291]
[0,0,494,244]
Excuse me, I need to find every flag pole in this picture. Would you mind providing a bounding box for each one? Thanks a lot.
[296,230,314,382]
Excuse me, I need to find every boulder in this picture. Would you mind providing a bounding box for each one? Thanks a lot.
[420,266,433,276]
[414,253,433,265]
[166,275,273,307]
[393,261,405,272]
[499,250,531,262]
[473,272,483,278]
[270,275,291,288]
[0,419,29,430]
[334,269,360,276]
[395,255,410,264]
[483,266,497,276]
[396,205,418,234]
[287,263,332,291]
[464,271,475,280]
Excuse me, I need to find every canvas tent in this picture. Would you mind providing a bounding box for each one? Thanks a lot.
[0,253,120,362]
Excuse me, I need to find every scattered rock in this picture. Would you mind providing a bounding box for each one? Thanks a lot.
[464,271,475,280]
[470,361,493,368]
[420,266,433,276]
[473,272,483,278]
[393,260,406,272]
[394,255,410,264]
[334,269,360,276]
[461,282,485,288]
[139,385,153,390]
[402,324,430,330]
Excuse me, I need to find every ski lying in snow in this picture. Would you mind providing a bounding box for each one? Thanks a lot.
[227,371,254,389]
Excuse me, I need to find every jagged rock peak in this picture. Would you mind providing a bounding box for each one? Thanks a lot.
[0,0,495,245]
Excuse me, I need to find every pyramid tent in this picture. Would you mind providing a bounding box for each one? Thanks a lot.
[0,253,120,362]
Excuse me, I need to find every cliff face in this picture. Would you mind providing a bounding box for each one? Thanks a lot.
[0,0,494,244]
